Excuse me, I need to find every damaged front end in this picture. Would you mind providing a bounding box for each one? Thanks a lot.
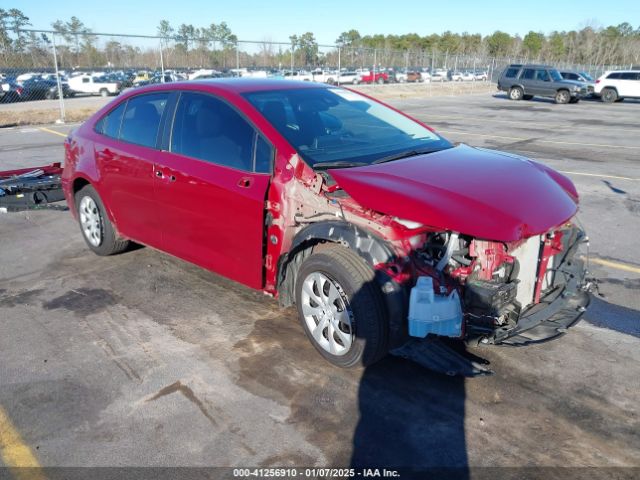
[405,223,590,346]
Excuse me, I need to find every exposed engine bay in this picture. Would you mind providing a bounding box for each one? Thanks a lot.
[404,223,590,346]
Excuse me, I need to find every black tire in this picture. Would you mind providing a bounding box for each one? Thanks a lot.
[522,94,534,100]
[99,88,109,97]
[294,245,388,368]
[555,89,571,104]
[601,88,617,103]
[509,86,523,100]
[75,185,130,256]
[377,77,385,84]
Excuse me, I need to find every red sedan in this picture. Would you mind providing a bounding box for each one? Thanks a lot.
[62,79,589,367]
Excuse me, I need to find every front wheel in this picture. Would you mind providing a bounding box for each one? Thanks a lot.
[75,185,130,256]
[555,89,570,104]
[295,245,388,368]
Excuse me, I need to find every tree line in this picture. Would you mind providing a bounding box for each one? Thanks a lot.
[1,7,639,71]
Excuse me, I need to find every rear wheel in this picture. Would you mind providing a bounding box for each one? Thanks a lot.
[377,77,385,84]
[75,185,130,256]
[509,86,524,100]
[295,245,388,368]
[601,88,617,103]
[99,88,109,97]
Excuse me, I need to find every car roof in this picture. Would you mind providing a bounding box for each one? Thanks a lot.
[126,78,332,97]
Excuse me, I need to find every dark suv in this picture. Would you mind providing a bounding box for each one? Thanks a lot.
[498,64,588,104]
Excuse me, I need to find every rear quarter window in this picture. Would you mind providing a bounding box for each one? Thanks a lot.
[607,72,622,79]
[504,68,519,79]
[95,102,126,139]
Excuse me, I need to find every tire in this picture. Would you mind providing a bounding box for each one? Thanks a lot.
[377,77,385,84]
[294,245,388,368]
[75,185,130,256]
[509,86,524,100]
[352,78,359,85]
[99,88,109,97]
[522,94,534,100]
[555,89,570,104]
[600,88,617,103]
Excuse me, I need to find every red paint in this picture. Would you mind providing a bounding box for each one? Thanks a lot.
[61,79,580,303]
[329,145,578,242]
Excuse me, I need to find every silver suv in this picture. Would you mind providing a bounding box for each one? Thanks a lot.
[498,64,588,104]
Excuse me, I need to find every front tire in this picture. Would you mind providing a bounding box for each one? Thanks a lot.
[75,185,130,256]
[509,86,523,100]
[555,89,570,104]
[295,245,388,368]
[99,88,109,97]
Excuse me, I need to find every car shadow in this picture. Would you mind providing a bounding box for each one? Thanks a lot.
[350,356,468,478]
[585,294,640,338]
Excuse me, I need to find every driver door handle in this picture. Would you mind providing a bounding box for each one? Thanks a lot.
[237,177,253,188]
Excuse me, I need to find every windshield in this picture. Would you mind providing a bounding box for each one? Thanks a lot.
[243,87,452,167]
[549,69,563,81]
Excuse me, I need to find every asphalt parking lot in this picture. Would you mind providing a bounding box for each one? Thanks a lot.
[0,92,639,477]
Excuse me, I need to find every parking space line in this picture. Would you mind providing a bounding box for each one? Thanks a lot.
[559,171,639,181]
[38,127,67,138]
[437,129,640,150]
[0,406,46,479]
[590,257,640,275]
[414,113,640,134]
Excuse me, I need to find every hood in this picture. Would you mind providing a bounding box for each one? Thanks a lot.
[329,144,578,242]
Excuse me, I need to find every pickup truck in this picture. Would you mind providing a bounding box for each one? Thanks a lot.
[355,70,389,84]
[68,75,121,97]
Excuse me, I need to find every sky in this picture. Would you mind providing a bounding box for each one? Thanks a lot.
[11,0,640,44]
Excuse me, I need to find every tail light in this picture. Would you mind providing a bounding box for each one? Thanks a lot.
[595,79,600,84]
[17,87,23,95]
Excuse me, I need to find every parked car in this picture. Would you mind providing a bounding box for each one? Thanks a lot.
[62,79,589,368]
[450,71,463,81]
[594,70,640,103]
[68,74,121,97]
[311,69,338,84]
[431,69,448,82]
[395,69,423,83]
[559,70,595,96]
[283,70,313,82]
[460,71,475,81]
[335,71,359,85]
[355,70,388,84]
[473,70,488,81]
[498,64,588,104]
[0,80,23,103]
[20,77,73,100]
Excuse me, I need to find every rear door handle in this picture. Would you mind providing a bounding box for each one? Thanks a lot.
[155,170,176,182]
[237,177,252,188]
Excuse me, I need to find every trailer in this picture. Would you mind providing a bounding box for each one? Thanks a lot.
[0,163,66,212]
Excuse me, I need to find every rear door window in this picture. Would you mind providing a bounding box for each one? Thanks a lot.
[620,72,639,80]
[521,69,535,80]
[119,93,169,148]
[607,72,622,79]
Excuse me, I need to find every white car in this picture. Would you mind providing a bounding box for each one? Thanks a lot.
[594,70,640,103]
[283,70,313,82]
[68,74,120,97]
[311,70,339,84]
[335,71,359,85]
[431,69,448,82]
[460,71,475,81]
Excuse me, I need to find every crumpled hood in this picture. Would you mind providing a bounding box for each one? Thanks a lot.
[329,144,578,242]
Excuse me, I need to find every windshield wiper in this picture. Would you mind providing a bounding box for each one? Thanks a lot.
[312,160,368,170]
[372,148,445,164]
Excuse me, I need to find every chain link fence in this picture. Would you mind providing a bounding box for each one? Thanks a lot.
[0,29,632,123]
